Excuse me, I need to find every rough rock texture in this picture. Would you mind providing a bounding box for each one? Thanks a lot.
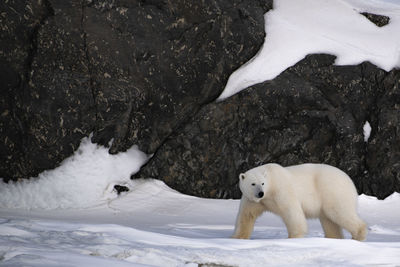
[366,70,400,197]
[87,0,270,155]
[0,0,270,179]
[136,54,400,199]
[1,1,399,200]
[1,0,95,178]
[361,12,390,27]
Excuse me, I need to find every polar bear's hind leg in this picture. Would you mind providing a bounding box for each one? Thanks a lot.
[324,208,367,241]
[349,217,367,241]
[320,214,344,239]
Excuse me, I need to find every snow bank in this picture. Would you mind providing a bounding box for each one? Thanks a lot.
[218,0,400,100]
[0,136,148,210]
[1,179,400,266]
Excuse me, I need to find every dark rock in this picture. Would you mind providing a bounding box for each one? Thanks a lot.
[135,54,400,199]
[86,0,270,155]
[1,0,398,200]
[114,184,129,195]
[0,0,270,180]
[0,0,95,180]
[361,12,390,27]
[365,70,400,198]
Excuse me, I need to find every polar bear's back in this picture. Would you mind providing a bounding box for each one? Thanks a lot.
[285,163,359,217]
[286,164,356,190]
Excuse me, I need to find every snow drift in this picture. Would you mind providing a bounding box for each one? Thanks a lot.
[218,0,400,100]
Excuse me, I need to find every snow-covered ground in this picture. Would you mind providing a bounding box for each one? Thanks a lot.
[2,0,400,266]
[1,139,400,266]
[218,0,400,100]
[1,178,400,266]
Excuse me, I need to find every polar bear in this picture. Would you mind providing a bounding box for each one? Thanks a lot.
[232,163,367,241]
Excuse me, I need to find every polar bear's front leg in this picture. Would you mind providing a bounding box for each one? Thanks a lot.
[279,200,308,238]
[232,197,264,239]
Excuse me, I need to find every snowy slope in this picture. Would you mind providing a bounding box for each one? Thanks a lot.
[1,138,399,266]
[1,179,400,266]
[218,0,400,100]
[0,137,148,210]
[0,138,399,266]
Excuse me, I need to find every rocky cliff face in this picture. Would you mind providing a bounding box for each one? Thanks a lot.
[1,0,269,178]
[1,0,399,199]
[135,54,400,199]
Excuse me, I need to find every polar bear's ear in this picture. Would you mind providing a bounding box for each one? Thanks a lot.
[239,173,246,180]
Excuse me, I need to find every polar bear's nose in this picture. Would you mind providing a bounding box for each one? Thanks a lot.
[258,192,264,198]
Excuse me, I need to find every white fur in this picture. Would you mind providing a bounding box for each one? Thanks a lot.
[232,163,367,241]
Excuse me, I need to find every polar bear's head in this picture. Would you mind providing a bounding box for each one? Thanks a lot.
[239,166,268,202]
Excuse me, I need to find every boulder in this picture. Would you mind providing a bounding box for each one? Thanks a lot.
[361,12,390,27]
[135,54,400,199]
[1,1,398,200]
[0,0,270,180]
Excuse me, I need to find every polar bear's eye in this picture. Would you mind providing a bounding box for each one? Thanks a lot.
[262,183,264,185]
[251,183,255,186]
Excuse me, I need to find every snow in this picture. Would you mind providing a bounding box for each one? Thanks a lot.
[218,0,400,100]
[0,136,149,210]
[363,121,372,142]
[2,0,400,265]
[1,137,400,266]
[1,178,400,266]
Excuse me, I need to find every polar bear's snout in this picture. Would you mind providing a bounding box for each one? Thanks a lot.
[256,185,265,198]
